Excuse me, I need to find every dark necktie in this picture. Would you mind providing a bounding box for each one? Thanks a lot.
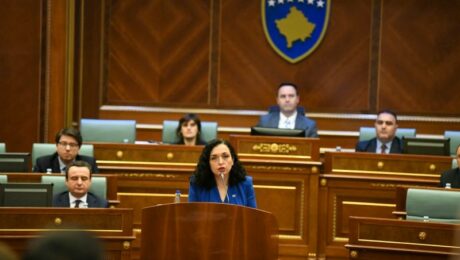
[74,199,82,208]
[381,144,387,154]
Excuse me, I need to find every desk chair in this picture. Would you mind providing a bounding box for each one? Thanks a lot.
[162,120,218,144]
[32,143,94,169]
[0,143,5,153]
[41,175,107,199]
[444,131,460,156]
[358,127,416,142]
[406,188,460,223]
[80,118,136,143]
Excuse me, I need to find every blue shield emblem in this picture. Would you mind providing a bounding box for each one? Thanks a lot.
[262,0,330,63]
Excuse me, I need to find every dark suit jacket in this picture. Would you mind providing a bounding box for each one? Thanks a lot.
[256,106,318,137]
[33,152,99,173]
[439,168,460,188]
[355,137,404,154]
[52,191,108,208]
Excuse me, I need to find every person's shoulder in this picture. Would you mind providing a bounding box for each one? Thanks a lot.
[355,138,375,151]
[54,191,68,197]
[52,191,69,205]
[189,175,197,184]
[304,116,316,125]
[242,176,254,186]
[87,192,108,207]
[77,154,95,161]
[442,167,459,175]
[37,152,58,162]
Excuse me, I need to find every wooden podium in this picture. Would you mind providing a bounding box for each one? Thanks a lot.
[140,202,278,260]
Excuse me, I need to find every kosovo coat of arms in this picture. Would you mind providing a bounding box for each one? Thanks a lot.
[262,0,330,63]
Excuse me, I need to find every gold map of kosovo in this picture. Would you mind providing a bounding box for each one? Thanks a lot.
[275,6,315,48]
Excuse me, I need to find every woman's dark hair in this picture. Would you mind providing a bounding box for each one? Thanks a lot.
[175,114,203,145]
[192,139,247,189]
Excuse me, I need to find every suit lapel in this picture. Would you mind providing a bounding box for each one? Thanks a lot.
[52,155,62,173]
[268,113,280,128]
[294,114,305,129]
[367,139,378,152]
[390,137,402,153]
[86,193,96,207]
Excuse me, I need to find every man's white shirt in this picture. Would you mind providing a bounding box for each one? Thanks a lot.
[278,111,297,129]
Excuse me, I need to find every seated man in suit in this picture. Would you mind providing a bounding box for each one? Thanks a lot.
[439,144,460,188]
[53,161,108,208]
[257,83,318,137]
[33,128,98,173]
[355,110,403,154]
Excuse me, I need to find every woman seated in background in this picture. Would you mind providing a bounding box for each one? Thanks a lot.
[175,113,206,146]
[188,139,257,208]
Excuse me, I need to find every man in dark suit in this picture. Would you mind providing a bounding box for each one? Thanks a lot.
[355,110,403,154]
[439,144,460,188]
[53,160,108,208]
[256,83,318,137]
[33,128,98,173]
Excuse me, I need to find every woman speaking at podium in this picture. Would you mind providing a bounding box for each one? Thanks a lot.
[188,139,257,208]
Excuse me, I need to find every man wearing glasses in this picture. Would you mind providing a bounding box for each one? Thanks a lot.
[33,128,99,173]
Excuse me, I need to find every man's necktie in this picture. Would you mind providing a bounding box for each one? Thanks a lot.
[284,119,291,129]
[74,199,82,208]
[381,144,387,154]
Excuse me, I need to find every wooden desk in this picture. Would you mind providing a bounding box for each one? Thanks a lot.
[92,143,202,172]
[230,135,321,260]
[346,216,460,259]
[0,207,135,259]
[319,152,453,259]
[0,173,119,205]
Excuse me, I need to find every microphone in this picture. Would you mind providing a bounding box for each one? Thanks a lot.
[219,171,230,203]
[220,172,225,183]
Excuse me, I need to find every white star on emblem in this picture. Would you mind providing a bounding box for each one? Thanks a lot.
[298,0,304,2]
[307,0,315,4]
[268,0,276,6]
[278,0,284,4]
[287,0,294,2]
[317,0,325,8]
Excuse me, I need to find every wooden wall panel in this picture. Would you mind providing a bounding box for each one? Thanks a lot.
[106,0,211,106]
[379,0,460,115]
[76,0,105,119]
[219,0,373,112]
[0,1,43,152]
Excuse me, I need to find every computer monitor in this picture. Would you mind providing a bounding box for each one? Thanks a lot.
[251,127,305,137]
[0,153,30,172]
[402,137,450,156]
[0,183,54,207]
